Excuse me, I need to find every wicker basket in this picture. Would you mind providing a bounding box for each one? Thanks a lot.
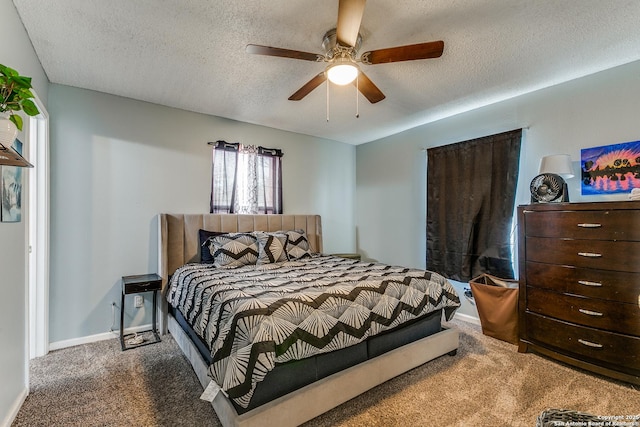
[536,408,602,426]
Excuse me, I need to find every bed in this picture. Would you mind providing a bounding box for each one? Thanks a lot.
[157,213,460,427]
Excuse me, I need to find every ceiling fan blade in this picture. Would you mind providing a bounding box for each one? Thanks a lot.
[336,0,366,47]
[289,72,327,101]
[354,71,385,103]
[246,44,321,62]
[362,40,444,64]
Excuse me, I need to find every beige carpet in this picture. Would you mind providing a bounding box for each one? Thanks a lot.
[13,320,640,426]
[306,320,640,426]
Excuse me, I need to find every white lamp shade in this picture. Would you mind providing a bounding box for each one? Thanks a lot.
[539,154,574,178]
[326,63,359,85]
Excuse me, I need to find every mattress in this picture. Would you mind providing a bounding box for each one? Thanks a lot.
[167,255,460,409]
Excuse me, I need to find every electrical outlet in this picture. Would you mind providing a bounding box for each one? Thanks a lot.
[134,295,143,308]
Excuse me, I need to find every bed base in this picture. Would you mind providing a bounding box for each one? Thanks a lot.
[169,315,458,427]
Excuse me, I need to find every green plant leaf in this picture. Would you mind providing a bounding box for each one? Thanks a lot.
[5,91,17,102]
[21,99,39,116]
[0,64,36,122]
[9,114,23,131]
[16,88,34,99]
[13,76,32,89]
[0,64,18,77]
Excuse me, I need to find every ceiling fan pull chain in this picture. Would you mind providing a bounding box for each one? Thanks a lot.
[356,73,359,118]
[326,80,330,122]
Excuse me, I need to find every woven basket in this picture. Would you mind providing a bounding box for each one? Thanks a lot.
[536,408,602,427]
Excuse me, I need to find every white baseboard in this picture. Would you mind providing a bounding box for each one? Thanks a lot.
[1,387,28,427]
[453,312,481,326]
[49,324,153,352]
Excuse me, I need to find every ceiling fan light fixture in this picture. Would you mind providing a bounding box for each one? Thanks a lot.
[326,61,359,85]
[246,0,444,103]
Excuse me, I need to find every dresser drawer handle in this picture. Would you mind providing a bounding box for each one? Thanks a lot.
[578,280,603,287]
[577,223,602,228]
[578,339,603,348]
[578,252,602,258]
[578,308,604,317]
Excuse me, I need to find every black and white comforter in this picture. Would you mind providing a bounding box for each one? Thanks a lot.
[167,255,460,407]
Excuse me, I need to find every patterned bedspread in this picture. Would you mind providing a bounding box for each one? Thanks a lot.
[167,255,460,408]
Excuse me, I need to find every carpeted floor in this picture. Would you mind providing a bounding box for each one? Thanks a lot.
[13,320,640,426]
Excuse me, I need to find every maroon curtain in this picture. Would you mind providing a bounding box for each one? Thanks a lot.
[426,129,522,281]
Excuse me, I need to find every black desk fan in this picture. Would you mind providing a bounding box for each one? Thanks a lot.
[530,154,574,203]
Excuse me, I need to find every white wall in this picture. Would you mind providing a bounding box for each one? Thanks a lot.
[356,59,640,319]
[0,2,48,426]
[47,84,356,344]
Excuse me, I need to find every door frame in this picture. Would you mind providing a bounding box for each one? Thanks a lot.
[26,92,49,359]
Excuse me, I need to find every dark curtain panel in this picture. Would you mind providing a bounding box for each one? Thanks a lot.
[426,129,522,281]
[256,146,284,214]
[209,141,284,214]
[210,141,239,213]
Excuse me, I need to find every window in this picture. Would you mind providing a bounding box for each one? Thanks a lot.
[209,141,283,214]
[426,129,522,281]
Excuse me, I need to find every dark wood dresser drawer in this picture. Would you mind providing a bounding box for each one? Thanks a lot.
[524,209,640,240]
[526,237,640,273]
[525,262,640,304]
[526,287,640,335]
[526,312,640,373]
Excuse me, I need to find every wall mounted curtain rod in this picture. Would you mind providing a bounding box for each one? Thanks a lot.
[207,140,284,157]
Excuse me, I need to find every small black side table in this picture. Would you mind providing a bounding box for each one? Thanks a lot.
[121,273,162,351]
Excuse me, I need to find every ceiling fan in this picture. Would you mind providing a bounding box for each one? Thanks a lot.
[246,0,444,104]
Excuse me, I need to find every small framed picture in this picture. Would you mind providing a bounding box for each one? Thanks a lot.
[1,138,24,222]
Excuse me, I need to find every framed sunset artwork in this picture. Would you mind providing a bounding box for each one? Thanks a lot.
[581,140,640,195]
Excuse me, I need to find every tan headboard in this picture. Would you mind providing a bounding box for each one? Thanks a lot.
[158,213,322,282]
[156,213,322,334]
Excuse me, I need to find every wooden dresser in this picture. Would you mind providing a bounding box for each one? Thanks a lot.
[517,201,640,385]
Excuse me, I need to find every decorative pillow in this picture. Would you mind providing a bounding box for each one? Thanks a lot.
[254,232,289,265]
[278,229,312,260]
[198,229,226,263]
[208,233,259,268]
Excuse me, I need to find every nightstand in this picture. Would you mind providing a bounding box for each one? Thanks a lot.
[120,273,162,351]
[331,253,362,260]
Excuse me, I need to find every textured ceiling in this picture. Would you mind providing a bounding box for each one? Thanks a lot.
[12,0,640,144]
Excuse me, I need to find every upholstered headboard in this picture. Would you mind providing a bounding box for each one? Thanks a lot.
[157,213,322,333]
[158,213,323,283]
